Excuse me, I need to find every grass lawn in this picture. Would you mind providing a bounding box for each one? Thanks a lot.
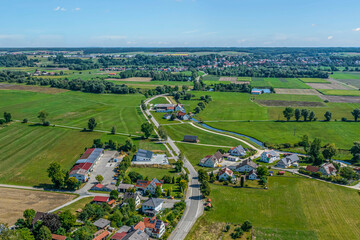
[331,72,360,80]
[0,123,101,186]
[299,78,330,83]
[187,176,360,240]
[0,90,146,134]
[176,143,228,169]
[207,121,360,150]
[251,78,311,89]
[318,89,360,96]
[163,123,248,148]
[149,96,170,105]
[56,197,93,214]
[254,94,323,102]
[202,75,220,81]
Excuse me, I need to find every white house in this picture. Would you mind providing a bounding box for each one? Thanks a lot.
[229,145,246,156]
[199,151,223,168]
[143,217,165,239]
[218,168,234,181]
[319,162,337,176]
[136,178,163,195]
[124,192,141,207]
[248,169,258,180]
[260,150,280,163]
[142,198,164,215]
[235,159,258,173]
[275,154,300,168]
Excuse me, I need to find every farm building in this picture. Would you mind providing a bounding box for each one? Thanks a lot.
[183,135,199,143]
[251,88,271,94]
[176,111,190,120]
[69,148,104,182]
[90,183,117,192]
[133,149,169,165]
[92,196,109,204]
[118,183,135,192]
[93,218,111,229]
[260,150,280,163]
[155,103,184,112]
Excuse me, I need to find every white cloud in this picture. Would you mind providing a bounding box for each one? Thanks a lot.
[183,30,198,34]
[74,8,81,11]
[328,36,333,40]
[54,6,66,11]
[94,35,127,40]
[353,28,360,32]
[0,34,23,40]
[311,24,316,27]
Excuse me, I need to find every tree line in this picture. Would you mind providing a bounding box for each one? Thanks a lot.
[282,107,360,122]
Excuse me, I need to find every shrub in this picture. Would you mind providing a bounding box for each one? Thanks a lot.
[341,117,347,122]
[22,118,28,123]
[43,121,50,126]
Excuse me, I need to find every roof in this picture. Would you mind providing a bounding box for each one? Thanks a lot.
[93,230,109,240]
[136,149,153,159]
[262,150,280,158]
[142,198,164,208]
[213,151,223,161]
[118,183,135,190]
[69,168,88,176]
[306,165,320,173]
[111,232,127,240]
[136,178,162,189]
[320,162,337,175]
[93,218,111,229]
[238,159,258,169]
[122,230,149,240]
[52,234,66,240]
[155,104,175,108]
[283,154,300,163]
[93,184,104,189]
[117,226,131,233]
[108,199,116,205]
[183,135,199,142]
[249,169,257,175]
[124,192,140,200]
[80,148,95,159]
[92,196,109,202]
[133,221,145,231]
[230,145,246,153]
[219,167,233,176]
[32,212,46,225]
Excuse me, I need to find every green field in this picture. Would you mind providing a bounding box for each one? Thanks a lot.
[187,176,360,240]
[318,89,360,96]
[0,90,146,134]
[332,72,360,80]
[0,123,102,186]
[334,78,360,88]
[237,77,252,82]
[56,197,93,214]
[201,75,220,81]
[299,78,330,83]
[251,78,311,89]
[207,121,360,150]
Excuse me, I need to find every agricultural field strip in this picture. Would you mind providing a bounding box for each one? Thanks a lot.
[174,141,233,148]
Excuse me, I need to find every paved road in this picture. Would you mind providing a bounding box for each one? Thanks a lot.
[143,94,204,240]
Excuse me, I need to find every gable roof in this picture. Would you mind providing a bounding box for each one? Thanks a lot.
[219,167,233,176]
[320,162,337,175]
[136,178,162,189]
[133,221,145,231]
[52,234,66,240]
[183,135,199,142]
[283,154,300,163]
[262,150,280,158]
[142,198,164,208]
[93,230,109,240]
[122,230,149,240]
[92,196,109,202]
[111,232,127,240]
[249,169,257,175]
[237,159,258,169]
[230,145,245,153]
[213,151,223,161]
[305,165,320,173]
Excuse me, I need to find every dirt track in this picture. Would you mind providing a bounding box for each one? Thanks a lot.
[0,187,74,225]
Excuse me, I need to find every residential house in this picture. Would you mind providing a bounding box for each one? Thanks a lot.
[199,151,223,168]
[248,169,258,180]
[124,192,141,207]
[163,114,171,120]
[142,198,164,215]
[228,145,246,156]
[260,150,280,163]
[218,168,234,181]
[52,234,66,240]
[183,135,199,143]
[93,218,111,230]
[176,111,190,120]
[92,230,110,240]
[92,196,109,204]
[320,162,337,176]
[143,217,165,239]
[122,230,149,240]
[235,159,258,173]
[136,178,163,195]
[305,165,320,173]
[155,103,184,113]
[226,155,239,161]
[111,226,131,240]
[275,154,300,168]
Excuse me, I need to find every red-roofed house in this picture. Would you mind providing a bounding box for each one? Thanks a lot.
[92,230,109,240]
[305,165,320,173]
[136,178,163,195]
[92,196,109,204]
[107,199,116,208]
[218,168,234,181]
[143,217,165,239]
[110,232,127,240]
[133,221,145,231]
[52,234,66,240]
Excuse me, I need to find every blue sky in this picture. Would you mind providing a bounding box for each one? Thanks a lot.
[1,0,360,47]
